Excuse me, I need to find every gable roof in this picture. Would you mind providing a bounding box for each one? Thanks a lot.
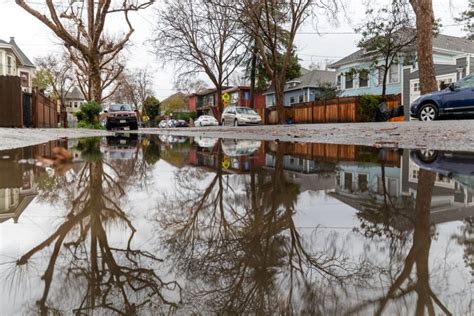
[265,69,336,94]
[65,87,85,100]
[329,33,474,69]
[0,37,35,68]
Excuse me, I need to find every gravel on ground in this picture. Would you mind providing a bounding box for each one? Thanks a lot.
[1,120,474,152]
[0,128,110,151]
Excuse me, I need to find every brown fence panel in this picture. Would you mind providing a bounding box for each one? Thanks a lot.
[32,89,57,128]
[0,76,22,127]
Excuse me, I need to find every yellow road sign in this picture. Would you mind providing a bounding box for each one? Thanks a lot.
[222,92,230,102]
[222,157,230,170]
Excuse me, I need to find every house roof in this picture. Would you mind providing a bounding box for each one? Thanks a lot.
[2,37,35,68]
[329,32,474,69]
[65,87,85,100]
[265,69,336,94]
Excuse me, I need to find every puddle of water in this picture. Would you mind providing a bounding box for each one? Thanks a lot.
[0,134,473,315]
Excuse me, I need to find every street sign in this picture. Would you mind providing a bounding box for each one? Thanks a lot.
[222,92,230,103]
[222,157,230,170]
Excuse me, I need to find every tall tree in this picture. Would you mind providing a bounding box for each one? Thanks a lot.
[16,0,154,103]
[406,0,438,94]
[152,0,245,120]
[457,0,474,40]
[357,2,416,98]
[235,0,341,123]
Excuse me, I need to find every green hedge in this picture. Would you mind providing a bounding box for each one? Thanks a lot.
[358,95,383,122]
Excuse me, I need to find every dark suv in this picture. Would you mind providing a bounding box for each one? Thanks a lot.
[410,74,474,121]
[105,104,138,130]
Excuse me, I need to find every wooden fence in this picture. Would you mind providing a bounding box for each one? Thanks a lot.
[262,94,401,125]
[0,76,58,128]
[0,76,23,127]
[32,89,57,128]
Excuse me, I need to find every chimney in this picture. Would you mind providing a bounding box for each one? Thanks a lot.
[9,37,15,43]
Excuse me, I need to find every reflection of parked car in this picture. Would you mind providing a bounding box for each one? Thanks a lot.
[159,120,168,128]
[411,149,474,177]
[195,115,219,127]
[195,137,218,148]
[221,106,262,126]
[410,74,474,121]
[221,139,261,157]
[102,134,139,160]
[175,120,189,127]
[104,104,138,130]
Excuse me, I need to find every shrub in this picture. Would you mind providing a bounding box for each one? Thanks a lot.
[76,101,103,129]
[358,95,383,122]
[174,112,197,121]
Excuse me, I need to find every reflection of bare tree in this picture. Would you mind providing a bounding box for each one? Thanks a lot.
[156,142,366,314]
[453,217,474,280]
[12,138,180,314]
[351,169,452,315]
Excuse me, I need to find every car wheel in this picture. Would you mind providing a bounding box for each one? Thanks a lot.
[418,104,438,121]
[234,119,238,127]
[415,149,438,163]
[130,123,138,130]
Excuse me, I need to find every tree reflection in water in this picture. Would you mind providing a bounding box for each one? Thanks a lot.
[10,138,180,315]
[352,168,454,315]
[155,141,369,314]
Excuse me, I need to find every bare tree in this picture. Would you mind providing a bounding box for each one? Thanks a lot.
[234,0,341,123]
[152,0,246,120]
[111,67,154,110]
[33,53,75,116]
[16,0,154,103]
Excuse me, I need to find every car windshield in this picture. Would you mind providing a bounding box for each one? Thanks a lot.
[109,104,132,112]
[236,108,257,115]
[456,74,474,89]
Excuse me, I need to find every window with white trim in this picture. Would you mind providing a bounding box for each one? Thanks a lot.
[7,56,12,75]
[389,64,399,83]
[359,69,369,88]
[345,72,354,89]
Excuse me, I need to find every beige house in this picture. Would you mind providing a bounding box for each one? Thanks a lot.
[0,37,35,93]
[64,86,86,127]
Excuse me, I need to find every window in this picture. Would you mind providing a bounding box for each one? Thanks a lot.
[345,72,353,89]
[289,96,296,105]
[359,69,369,88]
[358,174,368,192]
[389,64,399,83]
[378,67,385,86]
[7,56,12,75]
[456,74,474,89]
[337,74,342,89]
[20,72,29,87]
[413,82,420,92]
[299,94,304,103]
[344,172,353,191]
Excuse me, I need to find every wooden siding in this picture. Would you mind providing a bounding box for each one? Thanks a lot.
[32,89,57,128]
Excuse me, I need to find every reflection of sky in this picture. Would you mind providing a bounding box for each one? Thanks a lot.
[0,150,473,314]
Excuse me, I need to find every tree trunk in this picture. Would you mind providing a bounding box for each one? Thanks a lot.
[410,0,438,94]
[274,83,286,124]
[249,41,257,109]
[215,87,223,122]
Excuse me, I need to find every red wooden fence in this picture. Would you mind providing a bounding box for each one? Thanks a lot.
[32,89,57,128]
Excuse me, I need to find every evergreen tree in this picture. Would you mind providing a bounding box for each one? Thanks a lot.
[457,0,474,40]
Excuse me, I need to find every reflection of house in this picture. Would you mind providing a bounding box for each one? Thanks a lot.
[0,37,35,92]
[0,152,37,224]
[264,69,336,107]
[330,149,474,228]
[265,154,336,192]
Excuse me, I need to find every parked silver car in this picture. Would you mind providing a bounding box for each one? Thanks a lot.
[195,115,219,127]
[221,106,262,126]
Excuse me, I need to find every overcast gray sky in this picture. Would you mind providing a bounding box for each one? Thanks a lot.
[0,0,469,100]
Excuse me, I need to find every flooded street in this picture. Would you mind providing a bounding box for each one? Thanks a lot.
[0,135,473,315]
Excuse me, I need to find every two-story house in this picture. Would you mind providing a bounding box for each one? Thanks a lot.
[64,86,86,128]
[188,86,265,116]
[329,33,474,112]
[263,69,337,107]
[0,37,35,93]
